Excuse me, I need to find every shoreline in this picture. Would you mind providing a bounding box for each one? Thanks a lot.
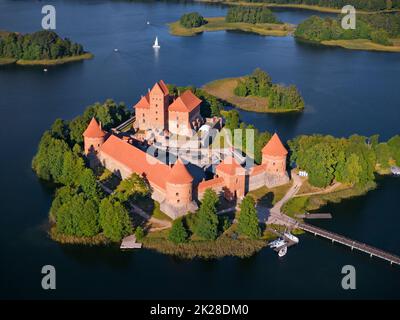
[0,53,94,66]
[196,0,400,15]
[168,17,294,37]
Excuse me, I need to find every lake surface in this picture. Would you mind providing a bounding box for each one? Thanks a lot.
[0,0,399,299]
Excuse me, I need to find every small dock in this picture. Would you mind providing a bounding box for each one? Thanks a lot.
[295,213,332,219]
[267,228,299,252]
[391,166,400,176]
[120,235,142,249]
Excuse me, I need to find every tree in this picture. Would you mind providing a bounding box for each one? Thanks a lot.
[114,173,149,203]
[195,189,219,240]
[237,196,260,239]
[168,218,188,244]
[99,198,133,242]
[180,12,207,28]
[135,226,145,241]
[79,168,102,200]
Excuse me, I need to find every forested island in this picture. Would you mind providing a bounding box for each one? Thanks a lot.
[0,30,93,66]
[198,0,400,14]
[203,68,305,113]
[169,8,294,36]
[295,13,400,52]
[32,95,400,258]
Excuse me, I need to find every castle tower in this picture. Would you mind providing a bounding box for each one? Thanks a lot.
[163,158,195,219]
[216,156,246,201]
[83,117,106,155]
[148,80,170,131]
[262,133,288,177]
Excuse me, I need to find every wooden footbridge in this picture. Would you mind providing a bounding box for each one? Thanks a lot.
[297,222,400,266]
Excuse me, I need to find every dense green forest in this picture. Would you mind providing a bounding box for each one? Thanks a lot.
[289,134,400,188]
[179,12,207,28]
[225,6,281,23]
[295,13,400,45]
[224,0,400,11]
[0,30,86,60]
[234,68,305,111]
[32,100,134,242]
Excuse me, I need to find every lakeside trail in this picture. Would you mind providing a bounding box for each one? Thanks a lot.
[257,171,303,227]
[99,182,172,232]
[294,181,342,198]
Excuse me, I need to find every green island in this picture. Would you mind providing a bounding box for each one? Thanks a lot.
[169,8,294,37]
[31,82,400,258]
[0,30,93,66]
[203,68,305,113]
[295,13,400,52]
[197,0,400,14]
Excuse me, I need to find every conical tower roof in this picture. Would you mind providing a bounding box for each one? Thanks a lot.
[166,158,193,184]
[83,117,106,138]
[262,133,287,157]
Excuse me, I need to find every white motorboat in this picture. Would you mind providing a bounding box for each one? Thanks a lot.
[43,68,48,72]
[152,36,160,49]
[114,48,119,52]
[269,238,286,249]
[278,246,287,257]
[147,21,150,25]
[284,232,299,243]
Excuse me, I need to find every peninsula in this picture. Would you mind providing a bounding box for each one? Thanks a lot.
[295,14,400,52]
[203,68,305,113]
[169,9,294,37]
[0,30,93,66]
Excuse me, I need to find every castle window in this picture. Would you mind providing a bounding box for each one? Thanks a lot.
[156,118,158,121]
[176,192,179,196]
[143,119,145,123]
[177,199,180,203]
[273,162,275,166]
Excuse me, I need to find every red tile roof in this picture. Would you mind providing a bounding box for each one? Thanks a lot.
[249,164,266,176]
[198,177,224,192]
[216,156,245,176]
[169,90,202,113]
[262,133,288,157]
[99,135,171,190]
[135,93,150,109]
[151,80,169,96]
[83,118,106,138]
[166,158,193,184]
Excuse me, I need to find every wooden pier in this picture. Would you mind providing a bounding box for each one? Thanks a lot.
[295,213,332,219]
[297,222,400,266]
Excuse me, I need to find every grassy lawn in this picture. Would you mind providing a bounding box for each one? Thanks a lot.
[169,17,294,37]
[15,52,94,66]
[321,39,400,53]
[248,183,292,207]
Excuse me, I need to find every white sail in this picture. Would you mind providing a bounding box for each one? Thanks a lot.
[153,37,160,48]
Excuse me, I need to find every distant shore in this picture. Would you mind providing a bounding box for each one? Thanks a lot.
[320,39,400,53]
[169,17,294,37]
[196,0,400,15]
[0,52,93,66]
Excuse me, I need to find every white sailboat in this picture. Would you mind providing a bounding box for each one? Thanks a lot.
[153,36,160,49]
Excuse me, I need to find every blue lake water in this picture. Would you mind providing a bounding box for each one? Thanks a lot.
[0,0,399,299]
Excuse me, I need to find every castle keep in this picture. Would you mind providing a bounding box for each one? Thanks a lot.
[83,81,289,220]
